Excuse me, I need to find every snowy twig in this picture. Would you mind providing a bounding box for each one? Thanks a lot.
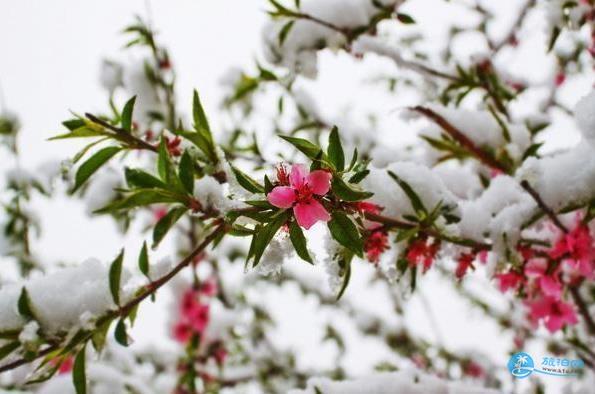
[0,222,228,373]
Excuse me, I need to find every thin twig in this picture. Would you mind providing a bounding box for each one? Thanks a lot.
[85,113,158,152]
[0,223,228,373]
[520,181,568,233]
[570,286,595,335]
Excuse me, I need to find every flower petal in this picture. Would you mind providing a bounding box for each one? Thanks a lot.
[267,186,296,208]
[307,170,332,195]
[289,164,307,188]
[293,199,330,230]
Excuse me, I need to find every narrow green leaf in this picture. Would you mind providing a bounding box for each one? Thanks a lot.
[327,212,363,257]
[94,189,182,214]
[397,13,416,24]
[17,287,35,320]
[178,150,195,194]
[348,169,369,184]
[72,346,87,394]
[157,137,170,181]
[62,118,86,131]
[125,168,167,189]
[387,171,426,215]
[331,176,374,202]
[152,206,188,248]
[278,20,295,46]
[72,147,121,193]
[109,250,124,306]
[289,220,312,264]
[231,166,265,193]
[114,319,129,346]
[138,241,150,279]
[327,126,345,171]
[0,342,20,362]
[347,148,358,171]
[252,211,289,267]
[120,96,136,132]
[49,126,105,141]
[192,90,212,135]
[336,258,352,301]
[279,135,324,160]
[173,130,217,163]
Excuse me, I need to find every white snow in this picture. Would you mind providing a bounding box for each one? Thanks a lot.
[516,143,595,212]
[362,161,459,219]
[574,89,595,148]
[262,0,401,77]
[288,370,501,394]
[0,258,132,335]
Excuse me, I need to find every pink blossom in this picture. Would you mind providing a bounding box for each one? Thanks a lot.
[525,296,578,333]
[455,253,475,279]
[406,238,440,273]
[173,321,193,343]
[524,259,563,300]
[549,221,595,279]
[495,271,524,293]
[199,278,218,297]
[267,164,331,229]
[364,230,389,263]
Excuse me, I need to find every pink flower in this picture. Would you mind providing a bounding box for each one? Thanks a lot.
[173,321,193,343]
[455,253,475,279]
[524,259,563,300]
[549,222,595,279]
[364,230,389,263]
[153,206,168,222]
[199,278,218,297]
[495,271,524,293]
[406,238,440,273]
[267,164,332,229]
[525,296,578,333]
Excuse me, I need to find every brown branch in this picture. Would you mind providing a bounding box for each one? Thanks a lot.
[363,212,491,250]
[520,180,568,233]
[410,106,509,172]
[0,223,228,374]
[85,113,158,152]
[570,285,595,336]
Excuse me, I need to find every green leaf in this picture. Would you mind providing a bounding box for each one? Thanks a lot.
[94,189,183,214]
[114,319,129,346]
[62,118,86,131]
[125,168,167,189]
[138,241,150,279]
[152,206,188,248]
[331,176,374,202]
[278,20,295,46]
[327,126,345,171]
[72,346,87,394]
[251,211,289,267]
[120,96,136,132]
[387,171,426,215]
[178,150,195,194]
[348,169,369,184]
[289,220,312,264]
[192,90,212,135]
[397,13,416,24]
[72,147,121,193]
[347,148,358,171]
[327,212,363,257]
[49,126,105,141]
[0,341,20,362]
[18,287,35,320]
[231,166,265,194]
[173,129,218,163]
[279,135,324,160]
[157,137,171,182]
[264,175,274,194]
[109,249,124,306]
[336,258,352,301]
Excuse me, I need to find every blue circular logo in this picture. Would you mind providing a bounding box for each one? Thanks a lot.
[507,352,534,378]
